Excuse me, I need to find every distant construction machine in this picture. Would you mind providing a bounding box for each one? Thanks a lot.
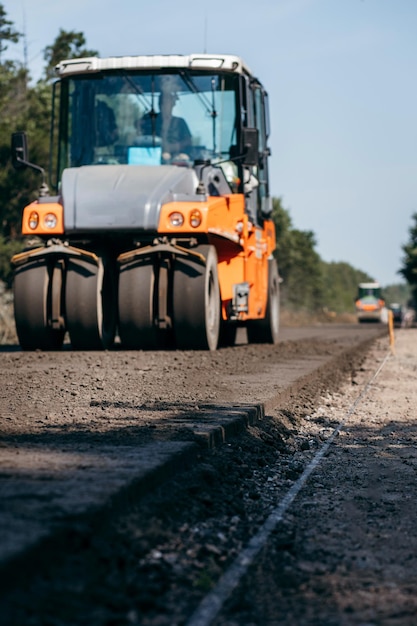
[355,282,385,323]
[11,53,279,351]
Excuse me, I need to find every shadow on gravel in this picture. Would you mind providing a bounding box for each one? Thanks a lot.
[3,414,417,626]
[0,401,263,450]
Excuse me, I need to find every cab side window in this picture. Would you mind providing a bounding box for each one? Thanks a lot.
[254,86,271,219]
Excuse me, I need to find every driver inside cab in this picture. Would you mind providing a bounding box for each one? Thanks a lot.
[137,92,192,161]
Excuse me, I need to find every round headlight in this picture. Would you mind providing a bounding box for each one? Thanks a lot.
[44,213,58,229]
[189,209,202,228]
[169,212,184,227]
[28,211,39,229]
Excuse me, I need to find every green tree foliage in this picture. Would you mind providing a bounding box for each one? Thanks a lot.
[1,73,53,236]
[0,5,27,247]
[0,9,99,284]
[0,234,24,287]
[0,5,24,232]
[383,282,411,307]
[399,212,417,307]
[271,197,381,315]
[320,261,373,313]
[0,4,20,61]
[43,29,98,81]
[271,197,324,312]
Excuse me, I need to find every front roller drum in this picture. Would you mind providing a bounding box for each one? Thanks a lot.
[173,244,221,351]
[65,256,116,350]
[13,258,65,351]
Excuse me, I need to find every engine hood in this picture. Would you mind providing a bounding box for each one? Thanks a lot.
[61,164,201,233]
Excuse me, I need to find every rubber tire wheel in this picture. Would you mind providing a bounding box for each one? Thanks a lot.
[65,256,116,350]
[13,259,65,351]
[118,260,159,349]
[247,258,280,344]
[173,244,221,351]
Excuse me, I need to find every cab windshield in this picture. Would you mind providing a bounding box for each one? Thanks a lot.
[358,286,381,299]
[59,70,239,170]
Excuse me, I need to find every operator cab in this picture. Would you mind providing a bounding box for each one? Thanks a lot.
[52,54,272,224]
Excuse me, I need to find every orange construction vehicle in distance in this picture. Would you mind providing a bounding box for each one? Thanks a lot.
[355,282,385,323]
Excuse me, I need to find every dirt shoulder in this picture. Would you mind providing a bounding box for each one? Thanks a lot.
[223,328,417,625]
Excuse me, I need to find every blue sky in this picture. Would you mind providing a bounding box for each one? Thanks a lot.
[5,0,417,287]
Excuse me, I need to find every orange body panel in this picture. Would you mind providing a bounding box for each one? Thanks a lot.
[158,194,244,238]
[158,194,276,321]
[355,299,385,312]
[21,201,64,236]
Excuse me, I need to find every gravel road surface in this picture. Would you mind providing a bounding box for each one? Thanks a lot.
[2,323,414,625]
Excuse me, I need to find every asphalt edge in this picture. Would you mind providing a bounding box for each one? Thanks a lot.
[0,404,264,594]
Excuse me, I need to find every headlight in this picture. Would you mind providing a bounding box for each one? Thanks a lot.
[44,213,58,229]
[169,212,184,227]
[28,211,39,229]
[189,209,202,228]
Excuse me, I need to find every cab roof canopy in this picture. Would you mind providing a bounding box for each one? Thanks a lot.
[358,282,380,288]
[56,53,254,78]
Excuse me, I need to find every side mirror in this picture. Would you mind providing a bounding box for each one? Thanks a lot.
[241,127,259,166]
[11,131,49,196]
[11,131,29,170]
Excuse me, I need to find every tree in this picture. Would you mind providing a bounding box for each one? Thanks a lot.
[0,4,20,62]
[383,282,411,307]
[271,197,324,312]
[399,212,417,307]
[320,261,373,313]
[0,5,27,243]
[0,4,24,109]
[0,24,98,284]
[43,29,98,81]
[271,197,382,316]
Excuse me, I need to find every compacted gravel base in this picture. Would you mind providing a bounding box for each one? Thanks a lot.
[2,324,409,625]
